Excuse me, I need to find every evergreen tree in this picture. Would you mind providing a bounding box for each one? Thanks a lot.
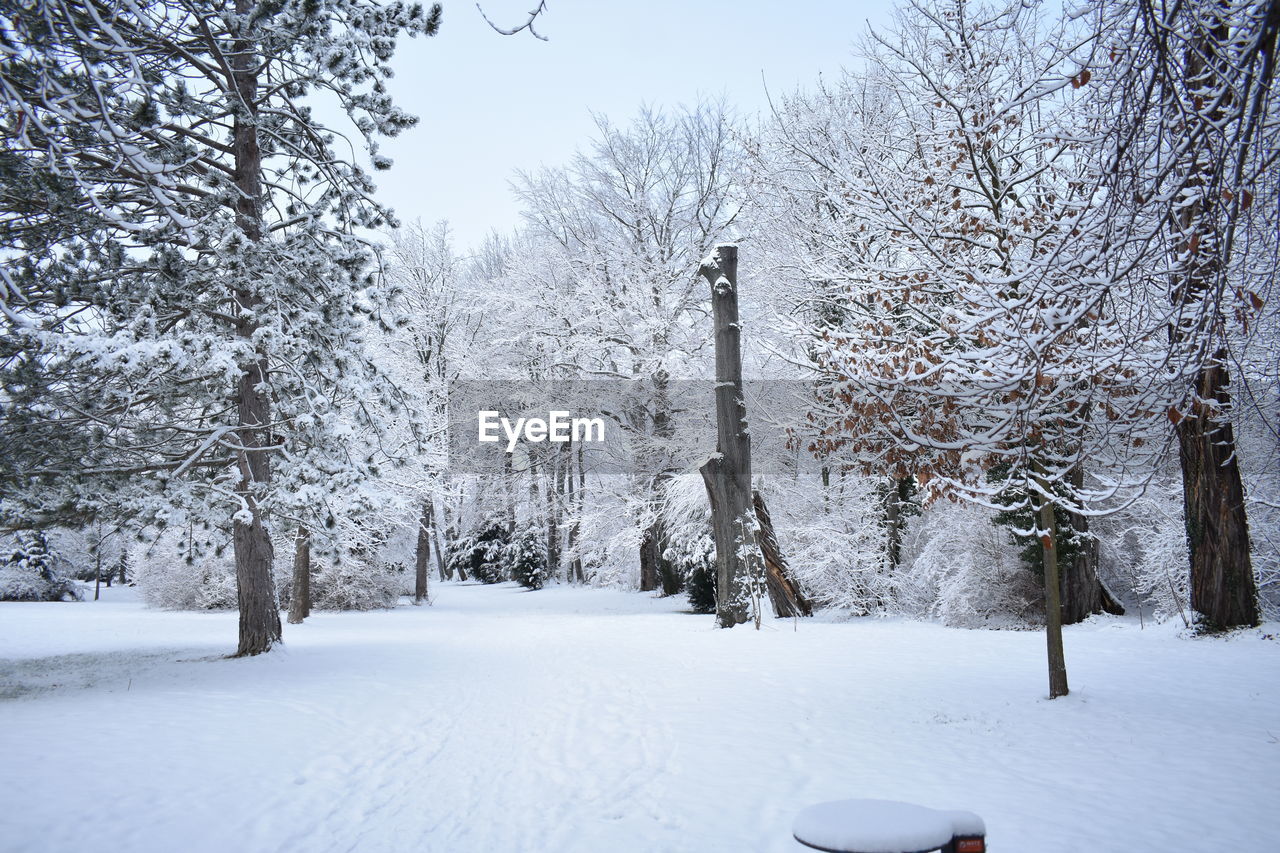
[0,0,440,653]
[0,530,80,601]
[506,526,549,590]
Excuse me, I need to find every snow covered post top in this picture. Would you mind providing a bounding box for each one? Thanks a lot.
[792,799,986,853]
[698,242,739,295]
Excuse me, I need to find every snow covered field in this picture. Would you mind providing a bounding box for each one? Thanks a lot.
[2,583,1278,853]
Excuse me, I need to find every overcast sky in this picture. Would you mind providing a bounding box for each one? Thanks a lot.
[367,0,899,249]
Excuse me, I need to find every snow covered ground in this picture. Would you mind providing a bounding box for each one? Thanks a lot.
[2,582,1278,853]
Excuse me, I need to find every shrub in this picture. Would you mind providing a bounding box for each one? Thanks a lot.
[134,534,237,610]
[311,557,404,610]
[448,522,509,584]
[506,527,549,590]
[0,530,81,602]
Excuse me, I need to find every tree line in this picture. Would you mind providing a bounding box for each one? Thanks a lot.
[2,0,1275,679]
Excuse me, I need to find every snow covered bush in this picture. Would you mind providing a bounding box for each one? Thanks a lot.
[573,484,642,589]
[133,533,237,611]
[659,471,716,611]
[897,502,1041,628]
[506,527,549,590]
[0,530,80,602]
[1095,478,1192,626]
[769,471,894,616]
[311,557,404,611]
[448,522,509,584]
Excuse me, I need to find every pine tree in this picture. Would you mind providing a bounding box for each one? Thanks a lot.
[1,530,80,602]
[1,1,440,653]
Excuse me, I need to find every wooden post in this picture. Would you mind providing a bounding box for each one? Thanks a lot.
[698,244,762,628]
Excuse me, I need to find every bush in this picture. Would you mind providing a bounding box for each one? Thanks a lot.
[0,530,81,602]
[311,557,404,610]
[684,550,717,614]
[134,534,237,610]
[659,470,717,610]
[448,522,509,584]
[898,502,1041,627]
[506,527,549,590]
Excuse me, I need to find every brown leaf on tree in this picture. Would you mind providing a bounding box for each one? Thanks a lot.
[1167,405,1183,425]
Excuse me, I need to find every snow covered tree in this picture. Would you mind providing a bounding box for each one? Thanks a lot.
[0,529,79,601]
[510,102,744,592]
[506,526,549,590]
[754,0,1169,693]
[1089,0,1277,630]
[0,0,439,653]
[382,219,487,599]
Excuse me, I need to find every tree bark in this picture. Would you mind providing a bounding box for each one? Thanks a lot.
[503,452,516,537]
[639,373,676,592]
[1060,464,1124,624]
[753,490,812,618]
[1034,476,1069,698]
[414,500,431,604]
[884,476,913,569]
[1178,363,1259,629]
[431,498,450,581]
[547,449,561,581]
[697,244,760,628]
[230,1,280,656]
[287,527,310,624]
[567,439,585,584]
[1170,16,1259,631]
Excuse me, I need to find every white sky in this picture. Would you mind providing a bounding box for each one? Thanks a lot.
[370,0,898,249]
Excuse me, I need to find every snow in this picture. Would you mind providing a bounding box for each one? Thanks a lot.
[3,583,1280,853]
[793,799,955,852]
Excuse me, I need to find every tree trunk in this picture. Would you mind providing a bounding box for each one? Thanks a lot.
[1170,19,1259,631]
[1178,363,1259,629]
[1034,476,1069,698]
[567,439,585,584]
[1060,464,1124,624]
[230,1,280,656]
[431,497,450,581]
[444,499,467,582]
[433,494,452,581]
[884,476,913,569]
[504,452,517,538]
[640,373,678,593]
[288,527,310,625]
[639,515,678,594]
[753,490,811,618]
[698,244,760,629]
[546,449,561,582]
[414,500,431,604]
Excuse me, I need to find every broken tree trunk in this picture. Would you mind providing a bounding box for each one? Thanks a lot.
[753,490,812,618]
[698,244,762,629]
